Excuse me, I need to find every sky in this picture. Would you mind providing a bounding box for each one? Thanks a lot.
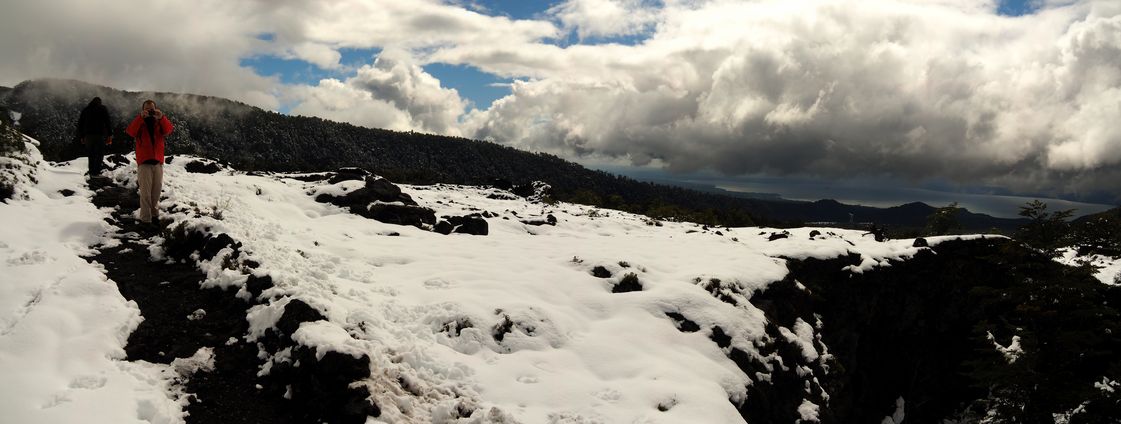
[1,0,1119,214]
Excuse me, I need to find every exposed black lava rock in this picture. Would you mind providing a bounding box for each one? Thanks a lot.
[492,315,514,342]
[327,167,369,184]
[315,177,441,230]
[244,274,273,301]
[733,238,1121,423]
[434,220,454,235]
[665,312,700,332]
[289,173,332,182]
[91,184,138,210]
[437,214,489,235]
[315,177,417,208]
[200,233,241,261]
[441,317,474,337]
[810,230,821,238]
[364,177,414,204]
[357,203,437,228]
[709,326,732,349]
[612,272,643,293]
[486,192,519,200]
[254,299,379,424]
[275,299,326,337]
[591,266,612,279]
[280,347,380,424]
[58,188,75,197]
[913,237,929,248]
[106,153,131,170]
[521,214,557,226]
[184,160,222,174]
[768,231,790,241]
[161,224,241,263]
[0,183,13,202]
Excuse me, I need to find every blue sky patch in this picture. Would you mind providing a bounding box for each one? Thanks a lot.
[997,0,1040,16]
[423,62,512,110]
[470,0,554,20]
[240,55,333,86]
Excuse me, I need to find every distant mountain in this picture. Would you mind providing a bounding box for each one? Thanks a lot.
[633,177,789,202]
[1,78,1026,231]
[1074,206,1121,226]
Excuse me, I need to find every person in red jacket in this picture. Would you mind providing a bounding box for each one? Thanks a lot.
[125,99,173,226]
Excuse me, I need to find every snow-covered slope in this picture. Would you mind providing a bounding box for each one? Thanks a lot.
[3,132,1118,423]
[0,135,185,423]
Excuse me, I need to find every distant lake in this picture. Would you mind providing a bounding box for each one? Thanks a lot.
[595,166,1116,219]
[710,180,1114,219]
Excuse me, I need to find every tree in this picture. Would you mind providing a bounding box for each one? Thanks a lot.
[925,202,963,236]
[1014,200,1073,256]
[1071,209,1121,257]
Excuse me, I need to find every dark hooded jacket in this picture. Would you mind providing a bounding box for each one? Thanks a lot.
[76,97,112,139]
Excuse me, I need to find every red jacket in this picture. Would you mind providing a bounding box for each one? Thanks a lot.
[125,114,173,164]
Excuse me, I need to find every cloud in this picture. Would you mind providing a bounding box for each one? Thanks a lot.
[0,0,555,111]
[0,0,280,109]
[457,0,1121,200]
[548,0,661,39]
[289,50,466,135]
[285,42,344,70]
[286,78,412,131]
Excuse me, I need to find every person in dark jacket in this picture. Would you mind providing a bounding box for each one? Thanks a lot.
[125,99,173,226]
[75,97,113,178]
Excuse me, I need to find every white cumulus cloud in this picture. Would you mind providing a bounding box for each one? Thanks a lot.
[289,50,466,135]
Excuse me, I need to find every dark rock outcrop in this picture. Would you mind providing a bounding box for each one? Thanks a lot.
[327,167,369,184]
[591,266,612,279]
[767,231,790,241]
[356,203,436,227]
[521,214,557,226]
[612,273,643,293]
[315,176,437,229]
[665,312,700,332]
[184,160,221,174]
[437,214,489,236]
[718,239,1121,423]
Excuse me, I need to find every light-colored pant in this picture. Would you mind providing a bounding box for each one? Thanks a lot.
[137,163,164,223]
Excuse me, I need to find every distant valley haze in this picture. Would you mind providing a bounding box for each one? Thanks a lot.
[2,0,1118,214]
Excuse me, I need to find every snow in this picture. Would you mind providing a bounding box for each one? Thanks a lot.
[986,331,1024,364]
[139,158,949,423]
[779,318,821,362]
[796,399,820,422]
[3,136,988,422]
[880,397,905,424]
[1095,377,1120,394]
[1053,402,1090,424]
[1057,249,1121,285]
[291,320,369,360]
[0,144,183,423]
